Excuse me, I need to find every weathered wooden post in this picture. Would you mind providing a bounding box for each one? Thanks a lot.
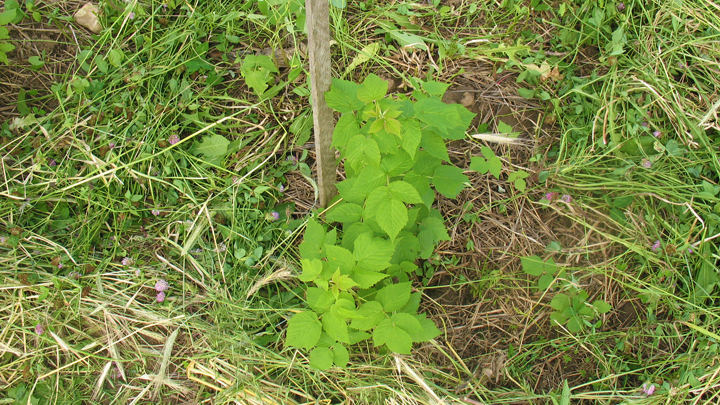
[305,0,336,208]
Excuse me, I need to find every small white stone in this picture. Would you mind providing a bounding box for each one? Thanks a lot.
[74,3,103,34]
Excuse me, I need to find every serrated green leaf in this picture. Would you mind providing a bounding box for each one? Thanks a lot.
[333,114,360,149]
[567,316,582,333]
[107,49,125,68]
[517,87,535,99]
[342,222,372,250]
[416,313,442,341]
[404,170,434,208]
[346,135,381,171]
[241,55,278,95]
[514,178,527,191]
[345,42,381,75]
[422,81,451,96]
[381,150,414,177]
[470,146,502,178]
[351,301,385,330]
[388,181,423,204]
[391,312,426,342]
[538,273,555,290]
[357,73,388,103]
[306,287,335,313]
[397,290,420,312]
[521,255,557,276]
[400,119,422,159]
[373,319,413,354]
[333,272,358,292]
[192,134,229,160]
[351,268,389,289]
[299,219,326,260]
[420,130,450,162]
[392,233,421,263]
[348,330,371,344]
[433,165,468,198]
[445,104,476,140]
[286,311,322,350]
[326,78,365,113]
[0,9,18,25]
[336,178,365,205]
[497,119,514,134]
[332,343,349,367]
[376,198,407,240]
[309,347,334,370]
[414,98,460,135]
[352,166,386,197]
[323,307,350,343]
[327,202,364,223]
[376,282,412,312]
[353,233,395,272]
[325,245,356,274]
[593,300,612,314]
[299,258,324,282]
[420,215,450,241]
[550,294,571,311]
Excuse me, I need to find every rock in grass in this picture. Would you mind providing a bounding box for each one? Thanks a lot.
[74,3,103,34]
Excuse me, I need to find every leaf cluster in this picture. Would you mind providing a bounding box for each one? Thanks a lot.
[286,74,477,369]
[521,255,611,333]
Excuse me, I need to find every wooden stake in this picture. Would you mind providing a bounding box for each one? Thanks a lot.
[305,0,336,208]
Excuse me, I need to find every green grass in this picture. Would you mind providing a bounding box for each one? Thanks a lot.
[2,0,720,403]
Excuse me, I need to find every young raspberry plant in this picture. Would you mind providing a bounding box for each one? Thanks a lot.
[285,74,476,370]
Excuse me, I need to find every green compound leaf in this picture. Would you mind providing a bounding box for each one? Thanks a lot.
[388,181,423,204]
[421,80,451,96]
[332,343,349,367]
[241,54,278,95]
[352,228,396,265]
[593,300,612,314]
[325,245,356,274]
[309,347,334,370]
[520,255,557,277]
[191,134,229,165]
[373,318,413,354]
[352,166,387,197]
[433,165,468,198]
[350,268,388,289]
[420,130,450,162]
[326,202,364,223]
[306,287,335,313]
[391,312,425,342]
[357,73,389,103]
[333,114,361,149]
[345,135,381,171]
[416,313,442,341]
[404,170,434,208]
[470,146,502,179]
[298,258,324,282]
[286,311,322,350]
[381,151,414,177]
[376,197,408,240]
[350,301,385,331]
[550,293,571,312]
[376,281,412,312]
[323,306,350,343]
[342,222,373,250]
[400,119,422,159]
[414,98,460,135]
[299,219,326,260]
[326,78,365,113]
